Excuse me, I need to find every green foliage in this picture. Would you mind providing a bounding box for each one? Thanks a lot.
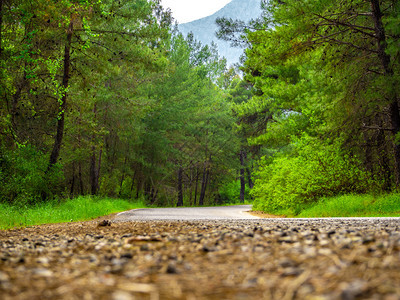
[296,193,400,218]
[214,0,400,212]
[0,196,147,230]
[218,180,240,204]
[0,145,63,205]
[252,136,377,212]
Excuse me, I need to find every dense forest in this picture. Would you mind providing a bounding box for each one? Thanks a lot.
[218,0,400,212]
[1,0,399,212]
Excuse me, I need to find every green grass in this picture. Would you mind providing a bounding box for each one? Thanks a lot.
[254,193,400,218]
[0,196,147,230]
[295,193,400,218]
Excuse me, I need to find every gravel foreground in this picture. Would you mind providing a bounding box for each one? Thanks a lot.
[1,218,400,300]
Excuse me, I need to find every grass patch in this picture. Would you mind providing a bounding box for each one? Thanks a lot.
[297,193,400,218]
[254,193,400,218]
[0,196,147,230]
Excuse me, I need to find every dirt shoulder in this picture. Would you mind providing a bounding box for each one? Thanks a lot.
[1,218,400,299]
[247,210,286,218]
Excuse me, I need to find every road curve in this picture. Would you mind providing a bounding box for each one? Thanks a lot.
[115,205,259,221]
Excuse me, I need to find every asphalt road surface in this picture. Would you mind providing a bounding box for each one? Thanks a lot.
[115,205,260,221]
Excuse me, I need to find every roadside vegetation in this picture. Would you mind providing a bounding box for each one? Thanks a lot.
[257,193,400,218]
[0,196,146,230]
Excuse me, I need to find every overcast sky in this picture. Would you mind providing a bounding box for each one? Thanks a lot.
[160,0,232,23]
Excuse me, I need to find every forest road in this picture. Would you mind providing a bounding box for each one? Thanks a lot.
[114,205,260,221]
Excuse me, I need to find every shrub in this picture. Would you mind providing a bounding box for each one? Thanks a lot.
[252,135,377,212]
[0,145,63,205]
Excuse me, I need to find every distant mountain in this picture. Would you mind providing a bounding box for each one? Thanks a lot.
[178,0,263,66]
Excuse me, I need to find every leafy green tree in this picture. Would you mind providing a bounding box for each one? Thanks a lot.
[217,0,400,211]
[135,34,239,206]
[0,0,172,203]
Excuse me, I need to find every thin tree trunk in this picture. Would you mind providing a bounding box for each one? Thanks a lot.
[0,0,3,58]
[370,0,400,186]
[78,161,84,195]
[97,148,102,190]
[177,167,183,207]
[239,150,246,203]
[136,178,141,199]
[194,167,199,206]
[188,168,194,206]
[90,147,98,195]
[89,101,102,196]
[48,20,73,169]
[130,171,136,195]
[246,168,254,189]
[119,157,128,197]
[89,148,102,195]
[199,165,209,206]
[150,186,158,204]
[70,161,76,196]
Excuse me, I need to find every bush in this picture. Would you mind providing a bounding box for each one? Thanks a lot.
[0,145,63,205]
[252,135,377,212]
[217,180,251,204]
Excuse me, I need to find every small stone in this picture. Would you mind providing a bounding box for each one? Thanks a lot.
[120,253,134,259]
[281,267,303,277]
[166,263,178,274]
[112,291,133,300]
[140,244,150,251]
[34,242,45,247]
[340,280,368,300]
[278,258,297,268]
[37,257,50,264]
[32,268,53,277]
[98,220,112,227]
[327,230,336,237]
[0,271,9,282]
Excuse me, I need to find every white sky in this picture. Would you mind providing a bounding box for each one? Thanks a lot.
[160,0,232,23]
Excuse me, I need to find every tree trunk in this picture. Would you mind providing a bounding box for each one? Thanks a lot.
[199,165,209,206]
[136,178,141,199]
[48,20,73,169]
[97,148,102,189]
[89,102,103,196]
[0,0,3,58]
[177,167,183,207]
[388,101,400,186]
[239,150,246,203]
[70,161,76,196]
[246,168,254,189]
[130,171,136,195]
[194,167,199,206]
[90,147,98,195]
[370,0,400,186]
[377,129,392,191]
[119,157,128,197]
[188,169,193,206]
[78,161,84,195]
[89,148,102,195]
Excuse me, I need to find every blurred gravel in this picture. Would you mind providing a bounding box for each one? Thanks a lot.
[1,217,400,299]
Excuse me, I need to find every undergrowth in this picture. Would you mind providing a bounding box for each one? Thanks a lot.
[261,193,400,218]
[0,196,147,230]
